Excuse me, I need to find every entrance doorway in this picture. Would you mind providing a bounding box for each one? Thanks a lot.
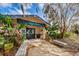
[26,28,35,39]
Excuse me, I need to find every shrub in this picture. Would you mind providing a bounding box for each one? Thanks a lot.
[47,22,61,39]
[64,32,75,37]
[0,35,4,48]
[4,43,13,51]
[49,30,61,39]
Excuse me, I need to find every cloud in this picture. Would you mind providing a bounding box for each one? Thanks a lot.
[22,3,32,10]
[0,3,12,7]
[25,12,31,15]
[0,3,32,15]
[8,7,31,15]
[9,10,19,15]
[38,3,44,9]
[26,3,32,9]
[13,7,31,15]
[13,7,23,15]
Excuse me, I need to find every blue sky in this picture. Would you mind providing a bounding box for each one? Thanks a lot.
[0,3,48,22]
[0,3,43,15]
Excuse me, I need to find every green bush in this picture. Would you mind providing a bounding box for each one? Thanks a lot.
[0,14,26,53]
[64,32,75,37]
[47,22,61,39]
[0,35,4,48]
[4,43,13,51]
[49,30,61,39]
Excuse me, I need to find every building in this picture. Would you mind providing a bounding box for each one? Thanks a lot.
[11,15,49,39]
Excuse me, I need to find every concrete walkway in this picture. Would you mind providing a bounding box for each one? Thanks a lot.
[15,40,27,56]
[15,39,39,56]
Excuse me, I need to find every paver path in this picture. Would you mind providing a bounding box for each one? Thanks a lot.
[27,39,79,56]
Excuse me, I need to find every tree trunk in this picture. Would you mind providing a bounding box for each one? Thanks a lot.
[60,18,67,38]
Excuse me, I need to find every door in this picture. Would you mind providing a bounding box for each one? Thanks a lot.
[26,28,35,39]
[21,29,26,41]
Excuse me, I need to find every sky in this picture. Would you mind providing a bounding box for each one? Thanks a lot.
[0,3,48,22]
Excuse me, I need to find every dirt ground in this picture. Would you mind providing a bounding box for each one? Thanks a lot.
[26,39,79,56]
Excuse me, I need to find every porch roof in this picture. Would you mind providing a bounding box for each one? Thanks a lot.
[2,15,50,25]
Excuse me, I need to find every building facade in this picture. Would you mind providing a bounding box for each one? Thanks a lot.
[12,15,49,39]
